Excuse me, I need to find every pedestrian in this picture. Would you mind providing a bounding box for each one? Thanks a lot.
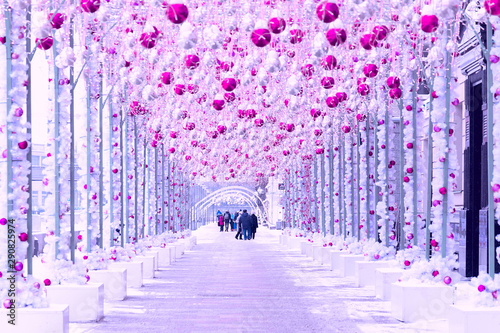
[230,213,235,231]
[239,209,252,240]
[218,214,224,232]
[250,213,258,239]
[233,211,239,232]
[234,210,243,240]
[223,211,231,232]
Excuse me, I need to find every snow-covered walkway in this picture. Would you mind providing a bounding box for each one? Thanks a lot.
[71,226,446,333]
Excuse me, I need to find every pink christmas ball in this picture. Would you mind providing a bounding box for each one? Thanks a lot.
[289,29,304,45]
[169,147,175,153]
[321,55,337,70]
[283,150,290,156]
[357,84,370,96]
[268,17,286,34]
[432,270,439,277]
[286,124,295,132]
[18,232,28,241]
[326,96,339,108]
[81,0,100,13]
[254,119,264,127]
[0,218,7,225]
[321,76,335,89]
[403,176,410,182]
[386,76,400,88]
[221,78,237,92]
[174,84,185,95]
[3,299,12,309]
[485,0,500,16]
[315,148,325,155]
[443,276,452,285]
[301,64,315,78]
[478,284,486,292]
[188,84,199,94]
[404,260,411,267]
[493,290,498,299]
[36,36,53,50]
[184,54,200,70]
[246,109,257,118]
[48,13,66,29]
[372,25,389,41]
[139,28,160,49]
[314,129,323,136]
[492,184,500,192]
[336,92,347,102]
[373,254,380,260]
[325,28,346,46]
[310,108,322,118]
[316,1,339,23]
[161,72,174,85]
[363,64,378,78]
[407,233,414,240]
[342,125,351,133]
[360,33,377,50]
[389,88,402,99]
[167,3,189,24]
[185,155,191,161]
[112,168,118,174]
[44,278,51,286]
[224,92,236,103]
[439,187,447,195]
[14,262,23,271]
[406,143,413,149]
[421,15,439,33]
[33,282,40,289]
[251,29,272,47]
[217,125,227,134]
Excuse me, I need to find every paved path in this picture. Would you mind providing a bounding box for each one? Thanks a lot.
[72,226,445,333]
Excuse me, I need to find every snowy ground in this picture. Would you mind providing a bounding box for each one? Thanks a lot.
[71,225,447,333]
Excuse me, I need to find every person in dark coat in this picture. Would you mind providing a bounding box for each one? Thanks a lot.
[250,213,258,239]
[234,210,243,240]
[239,209,253,240]
[223,211,231,232]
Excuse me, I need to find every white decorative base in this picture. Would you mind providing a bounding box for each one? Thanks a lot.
[305,243,314,258]
[391,282,453,322]
[134,255,155,279]
[339,254,364,277]
[174,243,184,259]
[354,261,395,288]
[300,241,308,255]
[280,235,288,246]
[287,237,299,251]
[329,250,344,271]
[143,250,160,270]
[87,269,127,301]
[0,304,69,333]
[154,247,172,267]
[190,236,197,246]
[448,303,500,333]
[375,267,404,300]
[46,283,104,322]
[312,245,323,263]
[321,247,331,265]
[109,261,143,288]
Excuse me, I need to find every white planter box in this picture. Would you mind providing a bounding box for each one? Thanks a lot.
[46,283,104,323]
[354,260,395,288]
[305,243,314,258]
[174,243,184,259]
[391,282,453,322]
[312,245,323,263]
[329,250,344,271]
[88,269,127,301]
[288,237,301,251]
[167,245,177,263]
[339,254,364,277]
[190,236,197,245]
[300,241,308,255]
[375,267,404,300]
[0,304,69,333]
[321,247,332,265]
[143,250,159,270]
[448,303,500,333]
[154,247,172,267]
[282,235,289,246]
[134,255,155,279]
[109,261,143,288]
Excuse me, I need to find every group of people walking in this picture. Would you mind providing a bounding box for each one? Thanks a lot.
[217,209,258,240]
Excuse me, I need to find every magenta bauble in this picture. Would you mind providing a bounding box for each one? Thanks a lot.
[359,34,376,50]
[316,1,339,23]
[14,107,23,117]
[421,15,439,33]
[212,99,225,110]
[301,64,315,78]
[48,13,65,29]
[486,0,500,15]
[372,25,389,41]
[443,276,452,285]
[221,78,237,92]
[161,72,174,85]
[404,260,411,267]
[336,92,347,102]
[18,232,28,241]
[389,88,402,99]
[251,29,272,47]
[432,270,439,277]
[285,124,295,132]
[268,17,286,34]
[320,76,335,89]
[478,284,486,292]
[321,55,337,70]
[406,143,413,149]
[325,28,346,46]
[167,3,189,24]
[44,278,51,286]
[290,29,304,44]
[3,299,12,309]
[315,148,325,155]
[342,125,351,133]
[363,64,378,78]
[439,187,447,195]
[14,262,23,271]
[254,119,264,127]
[184,54,200,69]
[18,141,28,150]
[386,76,400,88]
[217,125,227,134]
[81,0,100,13]
[174,84,185,95]
[224,92,236,103]
[139,27,160,49]
[326,96,339,108]
[357,84,370,96]
[36,36,53,50]
[310,108,322,118]
[246,109,257,118]
[185,122,195,131]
